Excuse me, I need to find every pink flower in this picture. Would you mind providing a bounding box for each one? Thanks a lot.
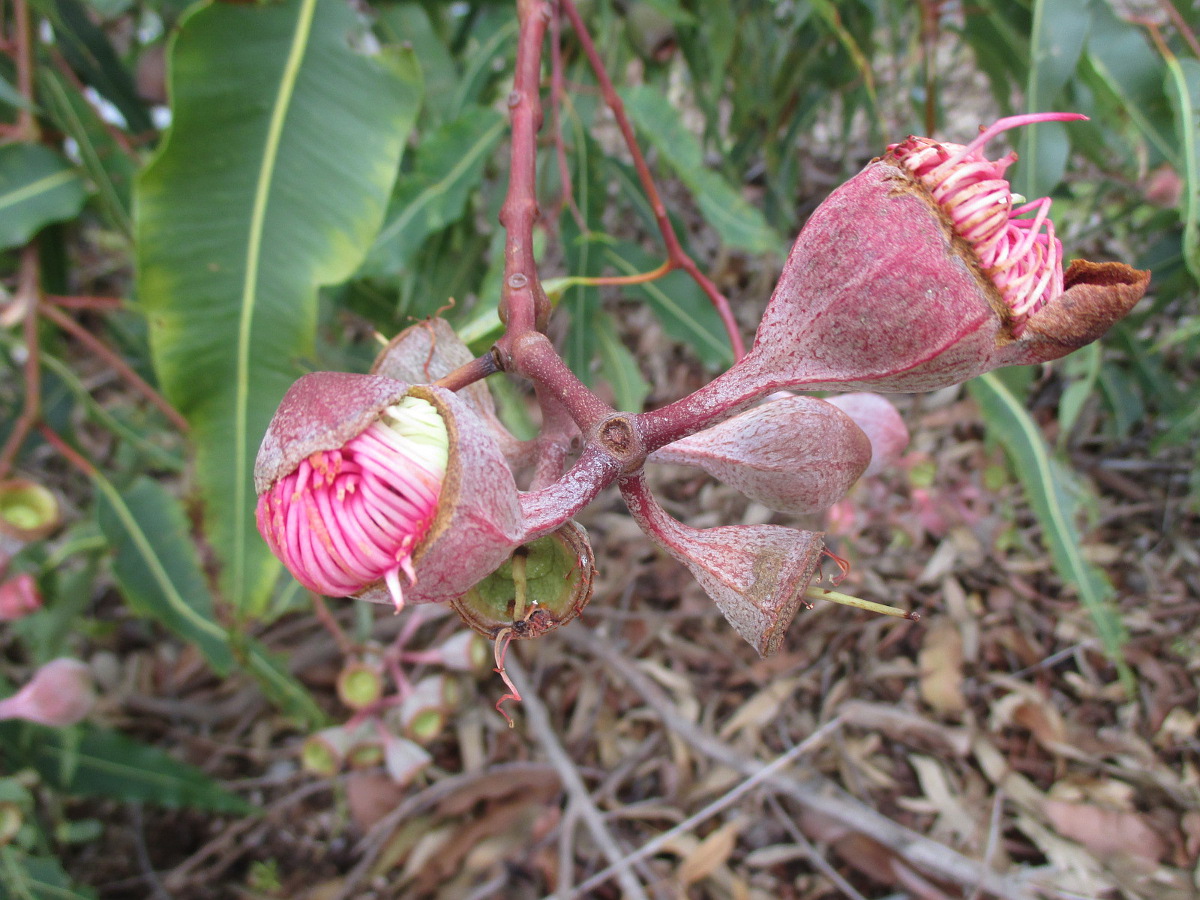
[0,659,95,727]
[725,114,1149,395]
[255,373,523,610]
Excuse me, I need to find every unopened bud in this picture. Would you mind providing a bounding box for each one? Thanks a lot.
[824,393,910,477]
[383,735,432,786]
[0,659,95,727]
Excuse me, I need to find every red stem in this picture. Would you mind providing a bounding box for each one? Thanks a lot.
[557,0,747,361]
[0,246,43,480]
[39,302,191,433]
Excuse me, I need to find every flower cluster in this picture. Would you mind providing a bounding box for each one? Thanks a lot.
[253,115,1147,672]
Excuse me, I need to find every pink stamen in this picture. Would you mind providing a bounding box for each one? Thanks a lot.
[888,113,1087,332]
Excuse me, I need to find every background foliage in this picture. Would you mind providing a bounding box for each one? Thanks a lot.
[0,0,1196,894]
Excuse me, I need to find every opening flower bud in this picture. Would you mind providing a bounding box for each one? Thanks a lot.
[255,373,523,610]
[451,522,594,640]
[0,659,95,727]
[719,114,1148,397]
[651,395,872,515]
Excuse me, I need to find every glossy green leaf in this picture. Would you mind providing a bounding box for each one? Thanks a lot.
[622,86,781,255]
[13,724,254,814]
[136,0,422,616]
[376,3,458,125]
[94,476,233,674]
[1165,57,1200,283]
[0,143,86,249]
[970,372,1132,691]
[1017,0,1090,199]
[363,106,505,277]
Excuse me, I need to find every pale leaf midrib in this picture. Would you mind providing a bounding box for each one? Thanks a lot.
[233,0,319,600]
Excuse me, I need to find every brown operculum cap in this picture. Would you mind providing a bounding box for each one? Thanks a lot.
[371,317,528,466]
[355,384,523,606]
[620,475,824,656]
[650,395,871,514]
[992,260,1150,367]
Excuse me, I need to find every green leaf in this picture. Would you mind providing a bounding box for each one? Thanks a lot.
[1165,57,1200,283]
[1017,0,1090,199]
[363,107,505,277]
[603,241,733,369]
[37,0,154,135]
[969,372,1132,692]
[594,313,650,412]
[376,3,458,125]
[136,0,422,617]
[95,476,233,674]
[0,848,96,900]
[0,143,86,249]
[622,86,782,255]
[243,638,327,729]
[38,65,135,237]
[7,724,254,814]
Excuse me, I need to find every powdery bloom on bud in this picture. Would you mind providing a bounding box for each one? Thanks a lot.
[0,659,95,727]
[0,573,41,621]
[714,113,1149,397]
[824,393,910,477]
[651,395,871,515]
[257,394,448,611]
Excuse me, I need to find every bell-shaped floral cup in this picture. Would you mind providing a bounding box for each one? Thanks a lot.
[0,572,42,621]
[0,659,95,727]
[709,114,1149,399]
[650,395,872,515]
[620,473,824,656]
[254,372,523,611]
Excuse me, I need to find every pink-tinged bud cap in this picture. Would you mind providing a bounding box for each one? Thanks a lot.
[824,393,909,476]
[0,659,95,727]
[383,734,432,786]
[734,114,1148,394]
[0,573,41,621]
[621,476,824,656]
[651,395,871,515]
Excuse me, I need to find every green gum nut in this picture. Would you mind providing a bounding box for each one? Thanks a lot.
[301,727,353,776]
[0,479,60,541]
[451,522,595,640]
[337,661,384,710]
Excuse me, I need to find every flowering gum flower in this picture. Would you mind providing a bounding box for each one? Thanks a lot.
[0,659,95,727]
[255,373,523,610]
[651,395,871,515]
[256,378,447,611]
[726,114,1149,395]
